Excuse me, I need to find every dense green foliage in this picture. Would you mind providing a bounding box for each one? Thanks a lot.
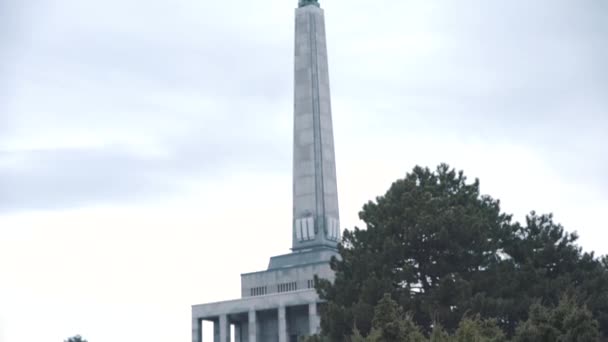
[514,295,600,342]
[64,335,87,342]
[313,164,608,340]
[303,294,598,341]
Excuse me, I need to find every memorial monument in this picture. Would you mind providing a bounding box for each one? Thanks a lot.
[192,0,340,340]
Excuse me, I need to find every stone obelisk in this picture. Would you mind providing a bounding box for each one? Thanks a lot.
[292,0,340,251]
[192,2,342,340]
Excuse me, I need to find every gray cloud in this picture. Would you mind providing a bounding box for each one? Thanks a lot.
[0,147,172,211]
[0,135,289,212]
[1,0,607,213]
[327,0,608,195]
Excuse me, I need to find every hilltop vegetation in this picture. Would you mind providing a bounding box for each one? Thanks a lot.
[307,164,608,341]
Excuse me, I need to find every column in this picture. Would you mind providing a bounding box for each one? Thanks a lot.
[278,306,287,342]
[248,310,257,342]
[214,319,220,342]
[219,314,229,342]
[309,302,320,334]
[192,317,202,342]
[234,323,241,342]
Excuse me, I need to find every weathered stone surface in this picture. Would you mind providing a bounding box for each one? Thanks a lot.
[192,290,321,341]
[292,4,340,250]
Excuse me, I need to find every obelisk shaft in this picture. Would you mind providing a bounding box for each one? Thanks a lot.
[292,3,340,250]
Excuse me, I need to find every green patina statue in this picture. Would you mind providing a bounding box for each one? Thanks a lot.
[299,0,320,7]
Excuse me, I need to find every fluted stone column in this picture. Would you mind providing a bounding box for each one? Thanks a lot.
[192,317,202,342]
[309,302,320,334]
[248,310,257,342]
[278,306,287,342]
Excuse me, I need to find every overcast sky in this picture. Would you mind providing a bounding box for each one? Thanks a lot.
[1,0,607,341]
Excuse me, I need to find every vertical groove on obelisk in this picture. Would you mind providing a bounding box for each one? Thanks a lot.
[308,12,326,236]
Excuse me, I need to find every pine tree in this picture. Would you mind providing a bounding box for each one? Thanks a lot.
[315,164,608,339]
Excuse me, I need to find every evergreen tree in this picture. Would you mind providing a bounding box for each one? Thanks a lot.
[514,295,600,342]
[453,316,506,342]
[369,294,426,342]
[429,324,450,342]
[316,164,608,339]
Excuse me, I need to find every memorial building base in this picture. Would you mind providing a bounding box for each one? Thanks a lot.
[192,248,338,342]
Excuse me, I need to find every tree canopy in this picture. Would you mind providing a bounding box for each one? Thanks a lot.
[314,164,608,340]
[65,335,87,342]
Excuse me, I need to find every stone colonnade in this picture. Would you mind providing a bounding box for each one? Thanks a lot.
[193,302,319,342]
